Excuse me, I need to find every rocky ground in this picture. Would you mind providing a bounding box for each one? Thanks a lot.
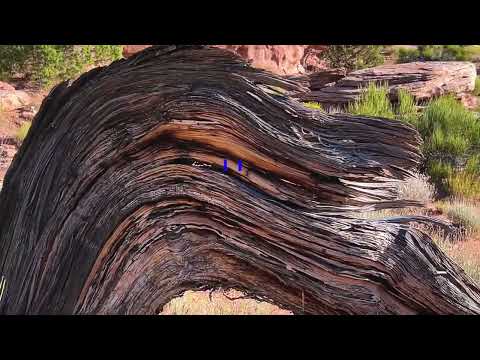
[0,80,47,188]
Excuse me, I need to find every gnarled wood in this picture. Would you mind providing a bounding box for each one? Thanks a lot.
[300,61,477,106]
[0,45,479,314]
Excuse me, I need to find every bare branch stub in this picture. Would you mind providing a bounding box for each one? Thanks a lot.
[0,45,479,314]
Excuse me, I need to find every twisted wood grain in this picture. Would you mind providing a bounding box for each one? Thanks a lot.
[0,45,479,314]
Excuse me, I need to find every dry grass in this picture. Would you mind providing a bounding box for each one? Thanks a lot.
[436,199,480,234]
[434,233,480,284]
[160,289,292,315]
[397,173,436,203]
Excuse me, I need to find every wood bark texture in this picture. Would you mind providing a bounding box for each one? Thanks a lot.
[1,46,479,314]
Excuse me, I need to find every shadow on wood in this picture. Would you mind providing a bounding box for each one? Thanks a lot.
[1,45,479,314]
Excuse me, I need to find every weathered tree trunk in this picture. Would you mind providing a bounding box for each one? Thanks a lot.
[300,61,477,106]
[1,45,479,315]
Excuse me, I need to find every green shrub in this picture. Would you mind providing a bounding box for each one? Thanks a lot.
[347,82,395,118]
[319,45,384,72]
[397,47,421,63]
[465,45,480,61]
[0,45,122,87]
[397,45,473,63]
[15,122,31,143]
[420,96,480,199]
[303,101,323,110]
[420,96,480,154]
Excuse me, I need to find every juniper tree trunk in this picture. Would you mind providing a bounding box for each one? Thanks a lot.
[1,45,480,314]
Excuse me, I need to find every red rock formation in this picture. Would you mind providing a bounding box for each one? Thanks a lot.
[122,45,328,75]
[122,45,150,58]
[0,82,15,92]
[215,45,328,75]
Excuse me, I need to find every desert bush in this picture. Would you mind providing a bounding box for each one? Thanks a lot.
[397,173,436,203]
[15,122,31,143]
[303,101,323,110]
[0,45,122,87]
[319,45,384,72]
[397,45,472,63]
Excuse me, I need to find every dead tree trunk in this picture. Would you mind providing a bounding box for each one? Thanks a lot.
[300,61,477,106]
[0,45,479,315]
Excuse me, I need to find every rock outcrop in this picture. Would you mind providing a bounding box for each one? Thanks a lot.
[300,61,477,106]
[0,86,31,112]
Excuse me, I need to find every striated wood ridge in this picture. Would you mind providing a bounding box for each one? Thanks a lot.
[300,61,477,106]
[0,45,480,314]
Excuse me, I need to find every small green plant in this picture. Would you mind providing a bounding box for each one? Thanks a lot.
[15,122,31,143]
[347,82,395,119]
[303,101,323,110]
[319,45,384,72]
[474,76,480,97]
[346,84,419,122]
[0,45,123,87]
[395,88,419,125]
